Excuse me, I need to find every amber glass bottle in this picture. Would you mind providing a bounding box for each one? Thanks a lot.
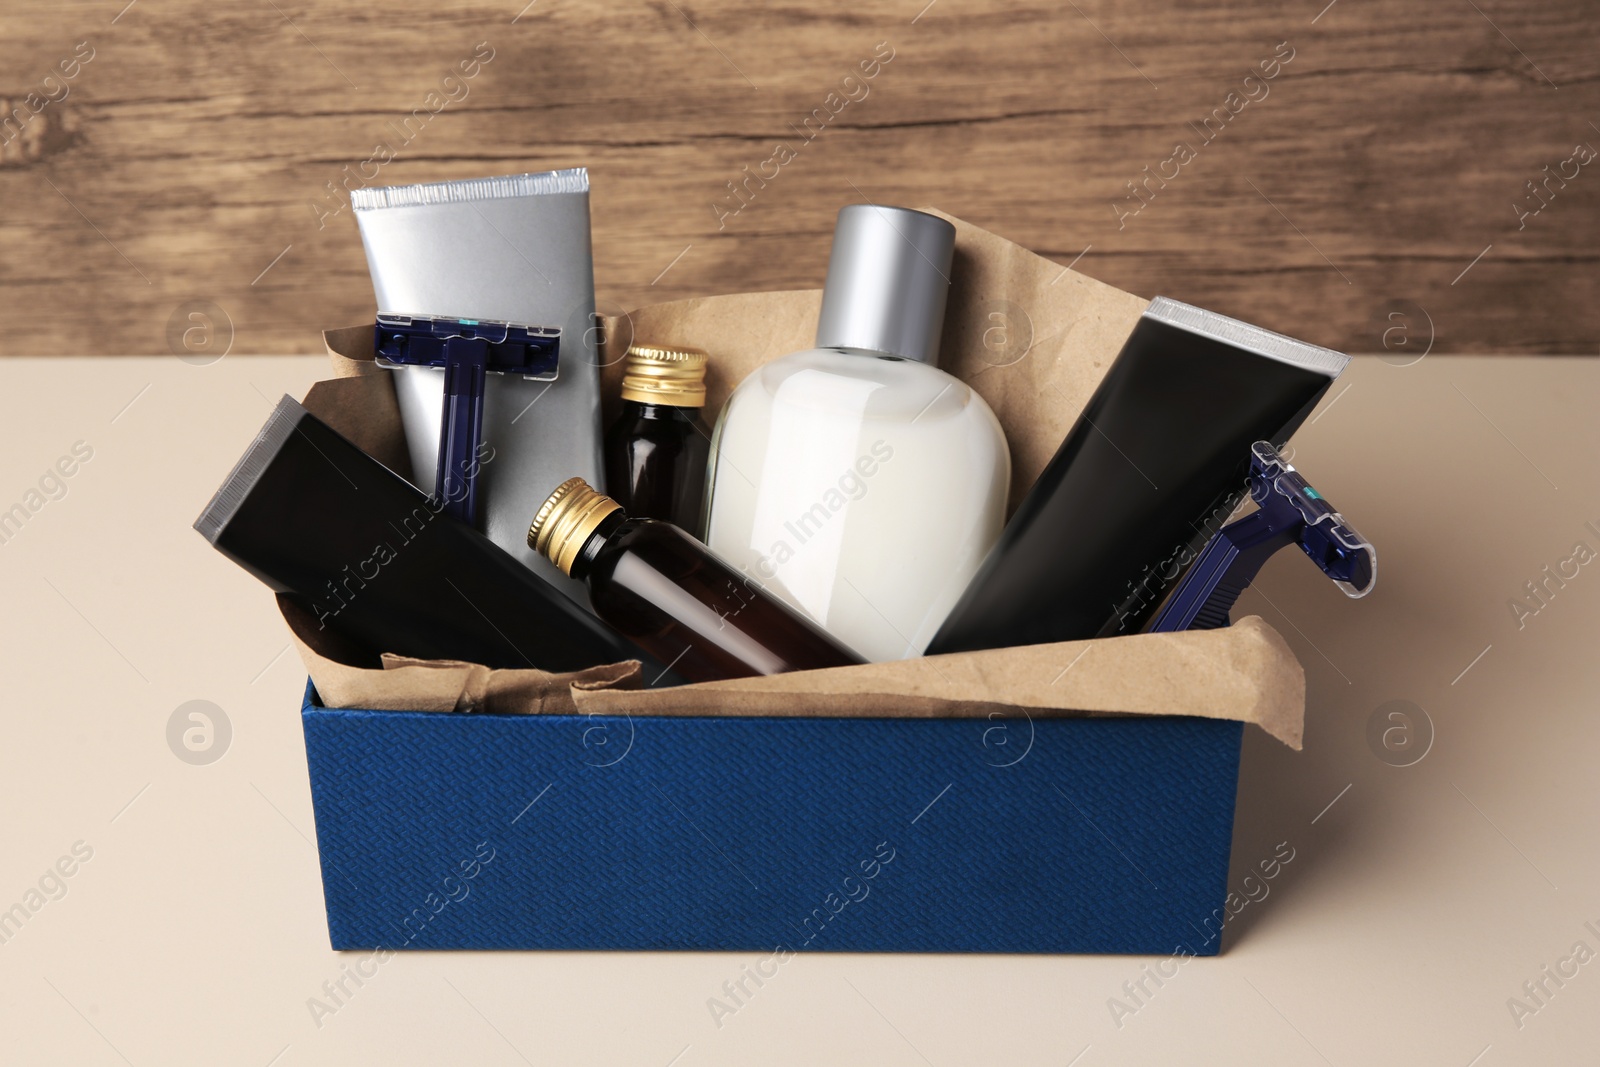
[528,478,864,683]
[604,344,712,536]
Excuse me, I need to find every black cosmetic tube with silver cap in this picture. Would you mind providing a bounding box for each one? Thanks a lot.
[925,297,1350,654]
[194,396,680,682]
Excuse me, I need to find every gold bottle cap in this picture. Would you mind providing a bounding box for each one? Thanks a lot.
[620,344,709,407]
[527,477,622,575]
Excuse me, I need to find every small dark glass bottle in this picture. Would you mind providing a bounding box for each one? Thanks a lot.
[529,478,864,683]
[604,344,712,536]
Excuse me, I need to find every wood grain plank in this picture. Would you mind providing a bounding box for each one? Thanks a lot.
[1,0,1596,355]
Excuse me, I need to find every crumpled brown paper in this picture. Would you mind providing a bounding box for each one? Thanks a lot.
[280,596,643,715]
[300,213,1307,749]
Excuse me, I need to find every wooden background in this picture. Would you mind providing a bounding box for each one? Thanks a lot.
[2,0,1597,356]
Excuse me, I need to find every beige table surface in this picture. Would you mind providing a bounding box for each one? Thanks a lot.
[0,354,1594,1066]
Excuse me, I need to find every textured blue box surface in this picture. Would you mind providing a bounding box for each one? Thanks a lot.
[301,683,1243,954]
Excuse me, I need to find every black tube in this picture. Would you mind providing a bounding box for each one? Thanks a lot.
[195,396,680,681]
[925,298,1349,654]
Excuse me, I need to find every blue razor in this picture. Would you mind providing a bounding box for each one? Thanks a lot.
[1149,441,1375,633]
[374,314,560,526]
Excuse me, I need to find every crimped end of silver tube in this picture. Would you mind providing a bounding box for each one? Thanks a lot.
[349,168,590,211]
[1144,296,1350,378]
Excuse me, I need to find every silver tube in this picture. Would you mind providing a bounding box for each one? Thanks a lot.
[352,168,602,603]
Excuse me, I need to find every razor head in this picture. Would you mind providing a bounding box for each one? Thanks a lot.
[1248,441,1376,598]
[374,313,559,380]
[374,313,560,527]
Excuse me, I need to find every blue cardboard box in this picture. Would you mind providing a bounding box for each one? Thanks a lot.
[295,215,1303,955]
[301,683,1244,954]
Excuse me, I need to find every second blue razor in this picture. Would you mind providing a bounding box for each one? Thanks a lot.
[1149,441,1375,633]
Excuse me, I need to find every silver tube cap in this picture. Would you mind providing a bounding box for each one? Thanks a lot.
[814,205,955,365]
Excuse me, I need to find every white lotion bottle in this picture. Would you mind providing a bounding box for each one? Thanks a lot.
[705,205,1010,661]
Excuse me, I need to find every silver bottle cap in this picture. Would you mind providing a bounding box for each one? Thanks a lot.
[814,205,955,366]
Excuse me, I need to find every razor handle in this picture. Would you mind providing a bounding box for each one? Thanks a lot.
[437,335,489,525]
